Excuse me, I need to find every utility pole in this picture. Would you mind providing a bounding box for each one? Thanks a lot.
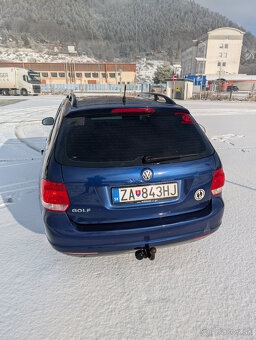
[134,0,138,84]
[135,19,138,65]
[217,64,222,98]
[199,74,202,100]
[199,41,206,100]
[73,61,76,86]
[119,68,122,93]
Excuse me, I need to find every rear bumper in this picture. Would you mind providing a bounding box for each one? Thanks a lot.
[43,197,224,254]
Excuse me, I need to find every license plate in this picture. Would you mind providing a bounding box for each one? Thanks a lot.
[112,182,178,204]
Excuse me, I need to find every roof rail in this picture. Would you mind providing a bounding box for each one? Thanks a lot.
[137,92,175,105]
[67,92,77,107]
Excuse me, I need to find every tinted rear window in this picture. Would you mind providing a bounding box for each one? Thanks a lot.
[55,111,214,167]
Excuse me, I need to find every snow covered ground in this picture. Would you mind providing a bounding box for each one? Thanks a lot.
[0,96,255,339]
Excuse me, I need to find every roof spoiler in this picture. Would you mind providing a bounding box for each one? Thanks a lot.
[67,92,77,107]
[137,92,175,105]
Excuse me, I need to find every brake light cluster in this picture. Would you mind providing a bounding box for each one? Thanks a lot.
[111,108,154,113]
[211,168,225,196]
[41,179,70,212]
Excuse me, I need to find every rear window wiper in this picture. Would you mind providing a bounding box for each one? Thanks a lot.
[142,154,198,164]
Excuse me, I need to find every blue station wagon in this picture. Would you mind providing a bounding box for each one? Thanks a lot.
[41,93,224,260]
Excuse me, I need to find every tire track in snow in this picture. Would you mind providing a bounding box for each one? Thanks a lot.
[0,159,41,165]
[0,185,37,195]
[14,122,44,153]
[0,120,42,125]
[211,134,249,153]
[0,179,37,189]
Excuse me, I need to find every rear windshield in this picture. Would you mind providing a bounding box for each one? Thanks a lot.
[55,111,214,167]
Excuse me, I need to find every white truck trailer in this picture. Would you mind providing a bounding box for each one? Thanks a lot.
[0,67,41,96]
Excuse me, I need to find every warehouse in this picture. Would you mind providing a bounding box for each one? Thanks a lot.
[0,62,136,86]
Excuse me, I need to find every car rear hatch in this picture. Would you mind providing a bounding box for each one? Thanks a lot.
[55,105,216,226]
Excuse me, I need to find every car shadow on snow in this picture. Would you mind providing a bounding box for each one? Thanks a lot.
[226,180,256,192]
[0,137,46,234]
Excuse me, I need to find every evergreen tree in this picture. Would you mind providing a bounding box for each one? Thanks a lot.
[153,63,174,84]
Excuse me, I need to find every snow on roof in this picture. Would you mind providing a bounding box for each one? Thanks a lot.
[208,27,245,35]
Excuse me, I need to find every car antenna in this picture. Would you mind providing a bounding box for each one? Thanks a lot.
[122,84,127,105]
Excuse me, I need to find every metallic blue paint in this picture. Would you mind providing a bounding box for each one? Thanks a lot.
[41,153,224,254]
[43,196,223,253]
[41,97,225,255]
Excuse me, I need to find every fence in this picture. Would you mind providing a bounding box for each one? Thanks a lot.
[40,83,152,93]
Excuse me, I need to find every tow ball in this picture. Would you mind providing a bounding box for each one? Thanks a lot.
[135,247,156,261]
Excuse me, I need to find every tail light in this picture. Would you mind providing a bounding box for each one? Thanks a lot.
[211,168,225,196]
[41,179,70,212]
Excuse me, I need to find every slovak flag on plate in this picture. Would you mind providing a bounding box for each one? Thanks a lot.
[136,190,141,197]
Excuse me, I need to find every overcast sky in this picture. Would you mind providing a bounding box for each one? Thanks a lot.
[195,0,256,35]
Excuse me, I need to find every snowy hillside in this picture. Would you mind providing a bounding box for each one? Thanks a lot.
[0,46,97,63]
[136,60,168,83]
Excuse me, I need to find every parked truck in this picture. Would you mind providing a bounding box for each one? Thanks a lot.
[0,67,41,96]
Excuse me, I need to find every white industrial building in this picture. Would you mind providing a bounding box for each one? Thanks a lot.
[181,27,245,77]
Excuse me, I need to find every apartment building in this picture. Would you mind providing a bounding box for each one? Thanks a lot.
[181,27,244,77]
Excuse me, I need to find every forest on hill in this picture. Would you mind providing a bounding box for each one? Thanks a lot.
[0,0,255,72]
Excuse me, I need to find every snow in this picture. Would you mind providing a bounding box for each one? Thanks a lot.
[0,47,97,63]
[0,46,165,84]
[136,59,168,83]
[0,96,256,339]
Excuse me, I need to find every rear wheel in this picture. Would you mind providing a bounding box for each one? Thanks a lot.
[21,88,28,96]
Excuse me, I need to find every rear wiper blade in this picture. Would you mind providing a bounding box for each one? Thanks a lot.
[142,154,198,164]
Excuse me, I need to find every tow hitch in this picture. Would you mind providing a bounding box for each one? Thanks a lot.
[135,246,156,261]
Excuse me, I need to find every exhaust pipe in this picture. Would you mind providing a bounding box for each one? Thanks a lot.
[135,246,156,261]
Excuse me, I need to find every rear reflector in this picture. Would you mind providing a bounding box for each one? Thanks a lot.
[41,179,70,212]
[211,168,225,196]
[194,232,214,240]
[111,108,154,113]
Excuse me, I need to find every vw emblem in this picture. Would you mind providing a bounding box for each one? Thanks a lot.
[142,169,153,181]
